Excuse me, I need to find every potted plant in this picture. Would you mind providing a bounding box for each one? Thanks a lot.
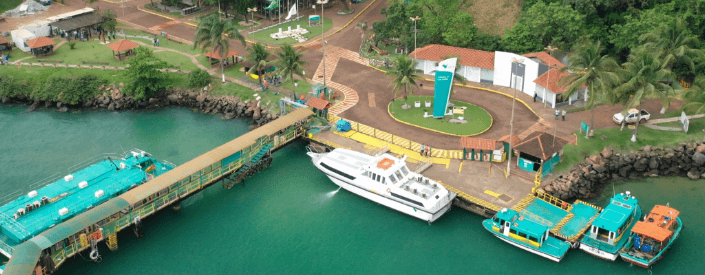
[425,100,431,107]
[414,101,421,107]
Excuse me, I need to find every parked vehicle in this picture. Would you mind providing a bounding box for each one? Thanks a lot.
[613,109,650,124]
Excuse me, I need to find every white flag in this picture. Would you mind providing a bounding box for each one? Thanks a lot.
[285,4,297,20]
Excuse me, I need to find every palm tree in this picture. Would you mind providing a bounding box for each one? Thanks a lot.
[682,75,705,114]
[385,55,422,108]
[558,40,620,138]
[272,44,308,99]
[246,43,271,85]
[100,9,118,44]
[194,12,246,83]
[614,50,674,142]
[640,17,705,113]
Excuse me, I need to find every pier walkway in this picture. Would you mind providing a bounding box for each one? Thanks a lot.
[1,108,313,275]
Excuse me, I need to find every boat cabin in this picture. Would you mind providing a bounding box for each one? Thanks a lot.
[361,154,445,208]
[630,205,680,255]
[588,192,639,246]
[493,208,549,248]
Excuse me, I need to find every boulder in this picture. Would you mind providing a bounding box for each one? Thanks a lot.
[45,100,53,108]
[648,158,659,170]
[108,102,115,111]
[167,94,179,102]
[697,145,705,154]
[1,96,9,104]
[148,98,159,105]
[641,145,652,154]
[601,147,613,159]
[26,103,37,112]
[687,168,700,180]
[83,100,93,108]
[58,106,68,113]
[197,94,206,103]
[223,112,236,120]
[102,97,111,105]
[56,101,63,108]
[692,152,705,166]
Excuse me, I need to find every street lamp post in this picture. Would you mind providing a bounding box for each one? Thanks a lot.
[247,7,258,22]
[317,0,328,87]
[410,16,420,59]
[507,57,524,177]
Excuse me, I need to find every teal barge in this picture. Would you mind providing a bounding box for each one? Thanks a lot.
[579,191,642,261]
[483,208,571,262]
[619,205,682,268]
[0,149,174,259]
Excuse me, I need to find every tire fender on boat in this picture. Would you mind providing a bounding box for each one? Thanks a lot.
[386,188,391,193]
[90,250,100,261]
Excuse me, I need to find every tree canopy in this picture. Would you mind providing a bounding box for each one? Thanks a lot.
[124,47,172,100]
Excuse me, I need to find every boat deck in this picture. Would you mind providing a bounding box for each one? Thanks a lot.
[558,202,601,238]
[542,235,571,257]
[523,199,568,226]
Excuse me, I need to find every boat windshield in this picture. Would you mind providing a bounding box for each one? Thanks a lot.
[389,174,398,183]
[401,166,409,176]
[394,170,404,180]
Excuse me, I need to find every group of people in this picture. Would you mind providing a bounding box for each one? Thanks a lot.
[419,144,431,157]
[152,38,161,46]
[555,109,567,121]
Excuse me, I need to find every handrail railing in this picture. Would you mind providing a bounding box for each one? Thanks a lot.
[519,209,554,228]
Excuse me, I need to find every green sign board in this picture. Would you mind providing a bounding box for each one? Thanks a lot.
[433,58,457,118]
[580,121,589,133]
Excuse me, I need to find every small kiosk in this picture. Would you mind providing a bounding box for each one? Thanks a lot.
[513,131,568,176]
[0,36,11,53]
[204,49,239,68]
[107,39,139,61]
[460,137,502,162]
[26,37,56,57]
[305,96,331,118]
[311,82,331,99]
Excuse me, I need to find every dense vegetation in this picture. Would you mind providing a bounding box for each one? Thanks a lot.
[0,74,106,105]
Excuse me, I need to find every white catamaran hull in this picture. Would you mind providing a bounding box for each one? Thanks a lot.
[324,173,451,223]
[579,243,619,261]
[492,233,563,262]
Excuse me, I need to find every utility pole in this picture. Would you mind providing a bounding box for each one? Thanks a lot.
[543,45,557,114]
[317,0,328,87]
[507,57,524,177]
[410,16,420,59]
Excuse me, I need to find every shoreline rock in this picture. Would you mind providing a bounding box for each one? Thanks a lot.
[540,142,705,200]
[0,87,281,126]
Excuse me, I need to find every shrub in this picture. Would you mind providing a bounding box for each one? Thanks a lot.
[0,76,32,98]
[188,69,211,88]
[69,41,76,49]
[35,75,106,104]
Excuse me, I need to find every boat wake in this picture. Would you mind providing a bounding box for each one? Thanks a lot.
[324,187,342,198]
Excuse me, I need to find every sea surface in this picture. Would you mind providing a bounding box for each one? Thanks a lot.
[0,105,703,274]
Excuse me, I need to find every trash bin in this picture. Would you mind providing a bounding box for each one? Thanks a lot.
[336,120,351,132]
[161,31,167,37]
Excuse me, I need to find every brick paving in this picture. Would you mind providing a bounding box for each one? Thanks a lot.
[312,46,367,115]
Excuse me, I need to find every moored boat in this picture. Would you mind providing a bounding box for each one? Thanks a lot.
[482,208,571,262]
[307,148,456,222]
[579,191,642,261]
[619,205,682,268]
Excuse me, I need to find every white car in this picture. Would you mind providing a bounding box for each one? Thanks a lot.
[613,109,650,124]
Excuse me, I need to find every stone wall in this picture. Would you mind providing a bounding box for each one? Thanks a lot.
[1,85,282,126]
[540,142,705,200]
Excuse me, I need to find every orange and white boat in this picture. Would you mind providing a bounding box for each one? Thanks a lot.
[619,205,683,268]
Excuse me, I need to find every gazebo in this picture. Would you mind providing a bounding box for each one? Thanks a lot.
[26,37,56,57]
[205,49,239,68]
[107,40,139,61]
[0,36,11,53]
[513,131,568,176]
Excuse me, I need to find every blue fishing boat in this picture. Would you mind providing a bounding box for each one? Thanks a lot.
[619,205,682,268]
[579,191,642,261]
[483,208,571,262]
[0,149,174,259]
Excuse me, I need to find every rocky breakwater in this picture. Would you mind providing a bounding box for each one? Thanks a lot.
[2,85,281,126]
[540,141,705,200]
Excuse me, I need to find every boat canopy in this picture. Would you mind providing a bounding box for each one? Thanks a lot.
[592,193,637,232]
[631,205,679,242]
[496,209,548,238]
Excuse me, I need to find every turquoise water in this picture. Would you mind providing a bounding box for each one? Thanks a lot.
[1,105,704,274]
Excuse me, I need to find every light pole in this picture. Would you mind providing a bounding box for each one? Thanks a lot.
[543,45,557,114]
[410,16,420,59]
[317,0,328,87]
[507,57,524,177]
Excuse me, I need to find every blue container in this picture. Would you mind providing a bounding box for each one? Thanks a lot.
[336,120,351,132]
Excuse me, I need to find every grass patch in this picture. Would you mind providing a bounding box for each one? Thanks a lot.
[0,63,131,85]
[210,81,284,112]
[248,18,333,45]
[5,47,32,61]
[152,51,199,71]
[388,95,492,136]
[656,117,704,128]
[0,0,22,13]
[463,0,521,35]
[230,17,261,30]
[554,121,705,173]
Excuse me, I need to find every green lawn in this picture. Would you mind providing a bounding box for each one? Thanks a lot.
[210,81,284,112]
[248,18,333,45]
[230,17,262,31]
[122,29,203,55]
[6,47,32,61]
[554,120,705,173]
[0,0,21,13]
[153,51,199,71]
[388,96,493,136]
[26,40,126,67]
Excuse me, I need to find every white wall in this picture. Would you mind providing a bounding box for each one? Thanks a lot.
[459,65,481,82]
[493,51,540,97]
[24,25,51,37]
[10,31,35,52]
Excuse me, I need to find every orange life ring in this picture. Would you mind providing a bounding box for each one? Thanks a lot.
[562,202,568,209]
[93,231,102,240]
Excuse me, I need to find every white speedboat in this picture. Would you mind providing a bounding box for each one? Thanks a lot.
[307,148,456,222]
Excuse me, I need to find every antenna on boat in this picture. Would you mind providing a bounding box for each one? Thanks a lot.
[107,157,120,171]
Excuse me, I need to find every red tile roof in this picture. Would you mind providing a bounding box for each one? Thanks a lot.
[205,49,239,60]
[409,44,495,70]
[460,137,499,151]
[534,68,570,94]
[305,97,330,110]
[25,37,56,49]
[522,52,564,68]
[498,135,521,147]
[513,131,568,160]
[107,39,138,52]
[0,36,10,45]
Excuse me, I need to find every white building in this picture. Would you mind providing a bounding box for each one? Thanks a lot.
[408,44,585,108]
[410,44,495,84]
[10,29,36,52]
[18,20,52,37]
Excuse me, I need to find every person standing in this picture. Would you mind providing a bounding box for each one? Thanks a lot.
[533,93,537,102]
[420,144,425,156]
[562,110,566,121]
[555,109,559,120]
